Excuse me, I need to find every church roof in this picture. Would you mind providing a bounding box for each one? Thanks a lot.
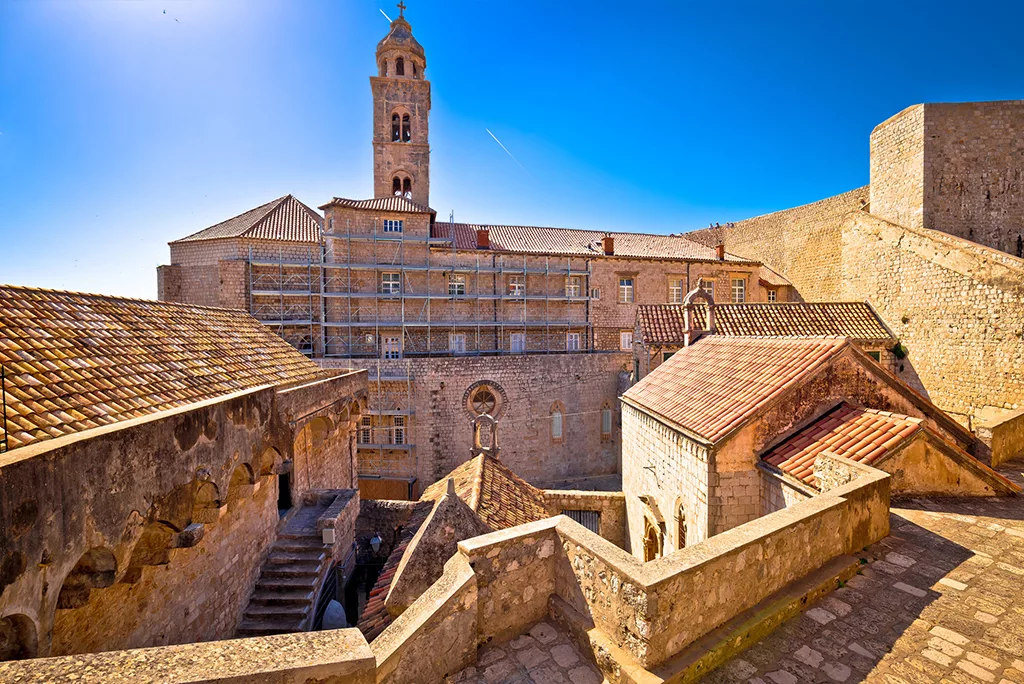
[420,453,549,531]
[319,195,434,214]
[623,336,849,443]
[171,195,322,244]
[762,402,924,486]
[636,302,894,346]
[432,223,756,263]
[0,285,324,451]
[376,16,425,61]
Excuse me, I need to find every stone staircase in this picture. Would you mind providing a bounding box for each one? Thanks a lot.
[235,503,332,637]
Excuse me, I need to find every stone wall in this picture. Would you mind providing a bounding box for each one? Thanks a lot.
[686,187,869,301]
[326,352,629,491]
[870,104,926,233]
[977,407,1024,467]
[542,490,626,548]
[759,465,814,515]
[841,211,1024,426]
[620,402,710,557]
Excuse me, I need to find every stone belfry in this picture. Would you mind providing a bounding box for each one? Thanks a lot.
[372,2,431,207]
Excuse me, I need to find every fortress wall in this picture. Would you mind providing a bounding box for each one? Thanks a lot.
[841,210,1024,426]
[687,187,869,301]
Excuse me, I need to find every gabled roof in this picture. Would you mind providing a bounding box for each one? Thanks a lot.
[635,302,894,346]
[431,223,758,262]
[318,196,434,214]
[762,403,924,486]
[420,454,549,530]
[171,195,322,244]
[622,336,849,443]
[0,284,324,451]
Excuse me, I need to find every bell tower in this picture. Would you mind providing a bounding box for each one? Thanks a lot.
[371,3,431,207]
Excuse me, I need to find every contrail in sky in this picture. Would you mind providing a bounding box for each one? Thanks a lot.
[380,9,392,22]
[485,128,530,175]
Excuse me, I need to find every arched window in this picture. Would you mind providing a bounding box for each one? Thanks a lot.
[601,402,612,439]
[676,505,687,550]
[551,402,564,443]
[401,113,411,142]
[412,62,418,78]
[396,57,405,76]
[393,177,402,196]
[402,177,412,198]
[381,60,388,77]
[392,113,401,142]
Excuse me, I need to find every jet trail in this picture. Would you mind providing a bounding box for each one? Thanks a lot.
[486,128,529,175]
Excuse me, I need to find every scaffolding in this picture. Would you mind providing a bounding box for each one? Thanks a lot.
[355,359,415,478]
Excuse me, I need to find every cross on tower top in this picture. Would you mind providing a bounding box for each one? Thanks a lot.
[397,1,406,17]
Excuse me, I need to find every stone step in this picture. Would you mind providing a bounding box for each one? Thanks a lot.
[256,575,318,592]
[272,538,326,553]
[266,551,326,565]
[278,530,324,542]
[249,589,315,605]
[244,602,310,619]
[236,618,304,637]
[261,562,321,578]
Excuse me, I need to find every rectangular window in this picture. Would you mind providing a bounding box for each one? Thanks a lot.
[393,416,406,445]
[381,272,401,295]
[619,278,634,303]
[450,332,466,353]
[731,278,746,303]
[601,408,612,437]
[382,219,403,233]
[328,218,334,231]
[382,336,401,359]
[668,278,683,304]
[767,289,777,302]
[662,350,675,363]
[620,331,633,351]
[699,278,714,299]
[566,332,581,352]
[508,275,525,297]
[566,276,582,298]
[591,287,601,300]
[510,332,526,353]
[563,509,600,534]
[448,274,466,296]
[360,416,372,444]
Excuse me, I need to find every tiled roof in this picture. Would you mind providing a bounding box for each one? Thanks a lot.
[431,223,757,262]
[635,302,894,346]
[0,285,324,451]
[762,403,924,486]
[318,196,434,214]
[420,454,550,531]
[623,336,849,443]
[356,501,433,642]
[171,195,322,244]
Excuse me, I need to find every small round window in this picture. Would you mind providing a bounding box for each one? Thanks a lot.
[471,388,497,416]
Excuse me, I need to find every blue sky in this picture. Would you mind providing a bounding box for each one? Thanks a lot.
[2,1,1023,298]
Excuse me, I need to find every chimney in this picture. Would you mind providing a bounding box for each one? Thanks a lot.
[602,233,614,256]
[715,243,725,261]
[476,226,490,250]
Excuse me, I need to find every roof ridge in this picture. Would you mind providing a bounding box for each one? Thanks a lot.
[244,194,295,237]
[447,221,716,244]
[468,454,485,511]
[170,195,288,243]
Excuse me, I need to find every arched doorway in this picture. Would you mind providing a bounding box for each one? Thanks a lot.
[0,614,37,661]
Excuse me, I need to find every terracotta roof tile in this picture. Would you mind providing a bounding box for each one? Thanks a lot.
[420,454,549,531]
[319,196,434,214]
[431,223,756,262]
[0,285,324,451]
[172,195,322,244]
[623,336,849,443]
[636,302,894,346]
[762,402,925,486]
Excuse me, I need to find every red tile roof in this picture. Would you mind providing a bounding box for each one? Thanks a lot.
[431,223,757,262]
[319,196,434,214]
[623,336,849,443]
[0,285,324,451]
[758,265,792,288]
[420,454,549,530]
[356,501,433,642]
[172,195,322,244]
[635,302,894,346]
[762,403,924,486]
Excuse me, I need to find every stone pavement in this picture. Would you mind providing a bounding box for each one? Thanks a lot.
[447,621,605,684]
[706,459,1024,684]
